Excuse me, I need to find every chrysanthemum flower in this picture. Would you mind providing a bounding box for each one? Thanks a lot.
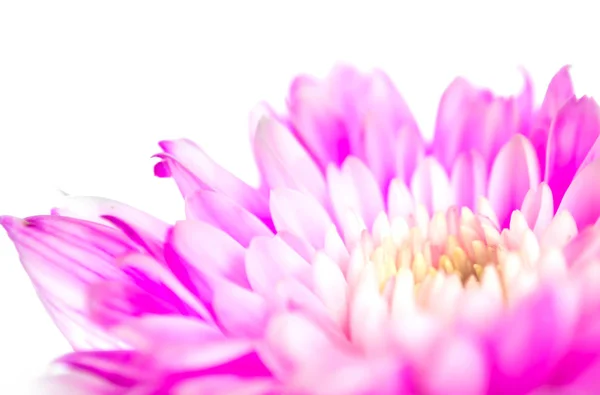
[4,65,600,394]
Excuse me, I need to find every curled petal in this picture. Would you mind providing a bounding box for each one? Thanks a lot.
[156,139,269,223]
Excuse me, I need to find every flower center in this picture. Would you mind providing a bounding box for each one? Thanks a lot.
[370,204,506,294]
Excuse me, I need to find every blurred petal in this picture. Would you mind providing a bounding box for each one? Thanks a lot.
[1,215,137,349]
[186,190,274,247]
[488,135,540,228]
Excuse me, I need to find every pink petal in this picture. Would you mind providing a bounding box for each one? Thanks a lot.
[1,215,136,350]
[558,159,600,229]
[327,156,385,230]
[253,117,328,205]
[156,139,269,222]
[410,157,452,214]
[489,286,577,392]
[211,281,268,338]
[432,77,492,171]
[244,235,312,298]
[270,188,334,250]
[312,252,349,332]
[528,66,575,175]
[170,220,249,288]
[487,135,540,228]
[112,316,254,371]
[168,376,278,395]
[287,72,351,168]
[544,97,600,205]
[363,70,421,192]
[53,196,169,241]
[118,253,214,323]
[520,182,554,236]
[450,151,487,210]
[186,190,274,247]
[387,178,415,219]
[393,124,425,186]
[87,280,179,328]
[56,350,149,389]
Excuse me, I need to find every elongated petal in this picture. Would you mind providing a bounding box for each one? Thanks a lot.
[411,157,452,214]
[287,72,351,168]
[156,139,269,222]
[558,159,600,229]
[327,157,384,230]
[528,66,575,175]
[245,235,312,297]
[253,117,328,205]
[170,220,249,289]
[1,215,137,350]
[111,316,268,375]
[545,97,600,204]
[451,151,487,210]
[186,190,274,247]
[270,188,333,250]
[488,135,540,228]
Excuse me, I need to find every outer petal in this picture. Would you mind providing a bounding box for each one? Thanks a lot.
[410,157,452,214]
[244,235,312,298]
[155,139,270,223]
[169,220,249,291]
[1,215,137,350]
[253,117,328,205]
[450,151,488,210]
[186,190,274,247]
[270,188,334,250]
[286,72,352,168]
[327,157,385,231]
[558,159,600,229]
[544,97,600,205]
[487,135,541,228]
[363,70,421,192]
[528,66,575,176]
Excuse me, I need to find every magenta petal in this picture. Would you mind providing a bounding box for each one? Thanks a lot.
[170,220,249,288]
[520,182,554,235]
[528,66,576,175]
[432,77,492,171]
[212,281,268,338]
[558,159,600,229]
[87,280,179,328]
[410,157,452,214]
[112,316,255,371]
[157,139,269,221]
[53,196,169,241]
[487,135,541,228]
[270,188,334,250]
[57,350,150,388]
[186,190,274,247]
[327,156,385,230]
[1,215,137,350]
[245,235,312,297]
[253,117,328,205]
[287,72,351,168]
[544,97,600,205]
[363,70,421,192]
[450,151,487,210]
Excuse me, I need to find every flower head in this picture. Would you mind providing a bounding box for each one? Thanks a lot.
[5,65,600,394]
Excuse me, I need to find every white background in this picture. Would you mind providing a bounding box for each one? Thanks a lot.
[0,1,599,393]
